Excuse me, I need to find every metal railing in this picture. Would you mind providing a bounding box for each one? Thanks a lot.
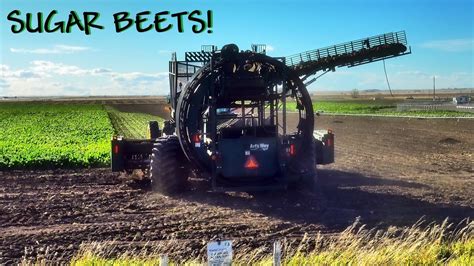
[285,31,410,77]
[396,101,456,111]
[286,31,408,67]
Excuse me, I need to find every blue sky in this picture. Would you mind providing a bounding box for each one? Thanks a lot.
[0,0,473,96]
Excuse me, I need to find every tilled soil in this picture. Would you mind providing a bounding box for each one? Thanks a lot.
[1,115,473,263]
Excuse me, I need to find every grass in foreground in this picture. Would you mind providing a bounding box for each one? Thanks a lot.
[105,106,164,139]
[287,101,474,117]
[67,219,473,265]
[0,103,114,169]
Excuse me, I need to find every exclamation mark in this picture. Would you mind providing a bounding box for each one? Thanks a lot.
[207,10,213,33]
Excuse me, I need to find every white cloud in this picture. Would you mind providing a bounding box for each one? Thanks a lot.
[1,60,472,97]
[0,61,169,96]
[30,61,87,76]
[26,61,112,78]
[54,45,91,52]
[0,64,41,80]
[112,72,167,82]
[420,39,474,52]
[92,68,112,74]
[0,78,9,88]
[10,45,92,55]
[0,64,10,72]
[109,72,169,95]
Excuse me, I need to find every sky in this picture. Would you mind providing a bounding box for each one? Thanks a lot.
[0,0,473,96]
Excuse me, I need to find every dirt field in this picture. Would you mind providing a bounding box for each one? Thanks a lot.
[1,114,473,263]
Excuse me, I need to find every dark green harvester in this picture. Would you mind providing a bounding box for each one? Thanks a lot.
[111,31,411,194]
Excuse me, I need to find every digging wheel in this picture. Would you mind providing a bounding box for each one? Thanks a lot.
[150,135,189,195]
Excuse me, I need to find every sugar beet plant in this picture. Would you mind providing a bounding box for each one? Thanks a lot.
[0,103,115,169]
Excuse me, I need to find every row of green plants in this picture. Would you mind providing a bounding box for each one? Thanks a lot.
[105,106,163,139]
[287,101,474,117]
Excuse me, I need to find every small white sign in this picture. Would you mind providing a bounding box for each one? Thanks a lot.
[207,240,232,266]
[159,254,169,266]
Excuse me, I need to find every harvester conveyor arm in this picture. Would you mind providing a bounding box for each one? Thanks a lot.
[286,31,411,77]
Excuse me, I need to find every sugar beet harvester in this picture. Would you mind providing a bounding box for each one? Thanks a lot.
[111,31,411,194]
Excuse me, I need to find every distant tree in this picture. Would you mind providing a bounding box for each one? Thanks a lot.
[351,88,359,98]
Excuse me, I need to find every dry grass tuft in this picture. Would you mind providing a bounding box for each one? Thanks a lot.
[25,218,474,265]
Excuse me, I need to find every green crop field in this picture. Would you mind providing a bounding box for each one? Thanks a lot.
[106,106,164,139]
[287,101,474,117]
[0,103,114,169]
[0,103,165,170]
[309,101,393,114]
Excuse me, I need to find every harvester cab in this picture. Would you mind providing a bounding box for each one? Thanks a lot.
[111,31,411,194]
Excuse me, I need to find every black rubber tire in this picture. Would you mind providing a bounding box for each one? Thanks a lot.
[150,135,189,195]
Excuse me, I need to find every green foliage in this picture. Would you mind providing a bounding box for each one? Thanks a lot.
[287,100,393,114]
[105,106,164,139]
[390,110,474,117]
[313,101,393,114]
[71,255,164,266]
[0,103,114,169]
[286,101,474,117]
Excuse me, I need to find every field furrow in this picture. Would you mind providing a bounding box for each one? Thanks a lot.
[105,106,164,139]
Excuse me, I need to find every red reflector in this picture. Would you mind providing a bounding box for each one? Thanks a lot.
[113,144,119,154]
[244,155,259,169]
[289,144,295,156]
[192,133,201,143]
[326,138,333,147]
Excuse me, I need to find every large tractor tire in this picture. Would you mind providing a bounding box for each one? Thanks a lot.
[150,135,189,195]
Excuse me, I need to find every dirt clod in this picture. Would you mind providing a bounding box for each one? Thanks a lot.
[439,137,462,144]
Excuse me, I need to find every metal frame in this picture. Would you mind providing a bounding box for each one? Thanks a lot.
[174,51,314,191]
